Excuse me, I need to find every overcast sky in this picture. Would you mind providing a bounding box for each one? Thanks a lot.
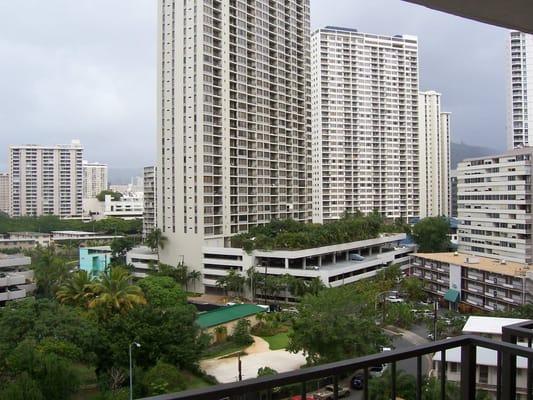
[0,0,508,171]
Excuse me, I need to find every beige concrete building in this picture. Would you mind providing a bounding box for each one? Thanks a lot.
[457,148,533,264]
[0,173,9,214]
[82,161,108,199]
[9,140,83,218]
[508,31,533,149]
[0,253,34,305]
[157,0,312,273]
[418,91,450,218]
[411,252,529,313]
[311,27,420,222]
[143,166,156,237]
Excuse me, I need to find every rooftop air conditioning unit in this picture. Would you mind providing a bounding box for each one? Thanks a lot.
[500,259,507,265]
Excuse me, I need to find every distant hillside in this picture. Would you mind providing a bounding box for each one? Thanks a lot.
[108,167,144,185]
[451,142,499,169]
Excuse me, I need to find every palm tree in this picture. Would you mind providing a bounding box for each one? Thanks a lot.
[187,270,202,293]
[56,270,94,307]
[145,228,168,261]
[88,267,146,313]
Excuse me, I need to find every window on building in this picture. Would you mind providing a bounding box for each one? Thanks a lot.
[479,365,489,384]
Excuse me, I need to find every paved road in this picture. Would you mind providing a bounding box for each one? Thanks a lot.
[341,324,432,400]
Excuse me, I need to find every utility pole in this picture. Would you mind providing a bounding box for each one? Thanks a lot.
[238,353,242,381]
[433,300,438,341]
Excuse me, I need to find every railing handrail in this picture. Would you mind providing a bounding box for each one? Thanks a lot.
[139,334,533,400]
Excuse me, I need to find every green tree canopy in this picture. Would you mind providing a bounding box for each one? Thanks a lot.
[288,286,387,364]
[96,190,123,202]
[138,276,187,308]
[95,302,209,371]
[412,216,451,252]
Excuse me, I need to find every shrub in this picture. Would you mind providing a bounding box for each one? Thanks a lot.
[232,319,254,346]
[142,361,186,396]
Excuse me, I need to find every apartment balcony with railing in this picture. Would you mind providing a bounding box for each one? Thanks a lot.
[140,321,533,400]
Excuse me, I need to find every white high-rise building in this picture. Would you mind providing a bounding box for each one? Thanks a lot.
[311,27,419,223]
[82,161,108,199]
[508,31,533,149]
[157,0,312,270]
[143,166,156,238]
[457,147,533,264]
[9,141,83,218]
[0,173,9,215]
[418,90,451,218]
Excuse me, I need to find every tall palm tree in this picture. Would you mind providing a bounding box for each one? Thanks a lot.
[187,270,202,293]
[145,228,168,261]
[56,270,94,307]
[88,267,146,313]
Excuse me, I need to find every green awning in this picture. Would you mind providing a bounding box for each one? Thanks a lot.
[444,289,460,303]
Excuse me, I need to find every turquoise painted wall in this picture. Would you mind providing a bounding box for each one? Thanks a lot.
[79,248,111,277]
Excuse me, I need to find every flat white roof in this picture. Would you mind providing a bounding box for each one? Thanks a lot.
[462,316,528,335]
[434,344,528,368]
[52,231,94,235]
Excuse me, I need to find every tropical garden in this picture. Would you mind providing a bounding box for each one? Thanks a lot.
[0,243,211,400]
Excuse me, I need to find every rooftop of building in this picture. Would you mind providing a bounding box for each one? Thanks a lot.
[458,146,533,163]
[462,316,528,335]
[196,304,266,329]
[127,246,156,256]
[8,232,51,237]
[413,252,528,277]
[317,26,418,42]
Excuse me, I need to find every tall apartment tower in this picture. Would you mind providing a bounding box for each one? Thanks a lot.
[508,31,533,149]
[311,27,419,223]
[418,90,450,218]
[157,0,312,268]
[143,166,157,238]
[457,148,533,264]
[0,173,9,214]
[82,161,108,199]
[9,141,83,218]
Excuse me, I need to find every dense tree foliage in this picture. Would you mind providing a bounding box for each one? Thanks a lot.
[369,369,416,400]
[288,285,387,364]
[138,276,187,308]
[231,212,396,251]
[0,213,141,235]
[96,190,123,202]
[412,216,451,252]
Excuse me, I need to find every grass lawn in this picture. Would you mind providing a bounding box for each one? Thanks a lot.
[202,341,248,359]
[261,331,291,350]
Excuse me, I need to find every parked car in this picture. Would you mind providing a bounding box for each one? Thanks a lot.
[350,374,365,390]
[369,364,387,378]
[313,384,350,400]
[349,253,365,261]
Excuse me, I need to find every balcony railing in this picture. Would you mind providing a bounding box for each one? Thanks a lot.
[140,321,533,400]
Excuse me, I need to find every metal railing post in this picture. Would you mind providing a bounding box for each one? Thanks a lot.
[501,330,517,400]
[460,342,476,400]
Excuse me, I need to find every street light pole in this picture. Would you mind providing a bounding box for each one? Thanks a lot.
[129,341,141,400]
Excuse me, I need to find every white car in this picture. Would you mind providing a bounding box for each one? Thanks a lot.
[369,364,387,378]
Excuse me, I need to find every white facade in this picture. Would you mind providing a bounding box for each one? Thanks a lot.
[143,166,157,237]
[508,31,533,149]
[0,253,34,305]
[0,173,9,214]
[203,233,412,295]
[157,0,312,271]
[457,148,533,264]
[9,140,83,218]
[82,161,108,199]
[418,91,450,218]
[103,193,143,220]
[311,27,419,222]
[126,246,159,278]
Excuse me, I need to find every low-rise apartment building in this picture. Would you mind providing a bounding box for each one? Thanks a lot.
[125,246,158,278]
[410,252,529,312]
[0,253,34,305]
[434,316,531,399]
[203,233,413,299]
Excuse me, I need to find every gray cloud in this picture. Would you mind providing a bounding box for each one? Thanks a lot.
[0,0,507,171]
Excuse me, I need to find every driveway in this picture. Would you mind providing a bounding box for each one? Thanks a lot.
[200,336,307,383]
